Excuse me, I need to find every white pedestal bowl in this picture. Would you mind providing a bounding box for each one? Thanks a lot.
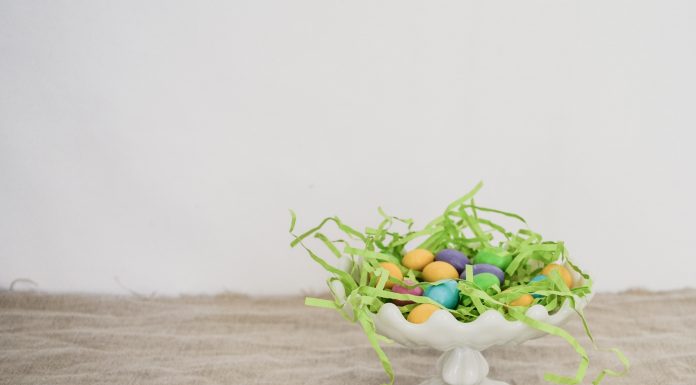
[333,266,592,385]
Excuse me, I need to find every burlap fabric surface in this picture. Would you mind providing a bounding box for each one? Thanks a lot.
[1,290,695,384]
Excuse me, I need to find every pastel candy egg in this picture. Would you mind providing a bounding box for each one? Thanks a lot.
[541,263,574,288]
[509,294,534,307]
[424,279,460,309]
[469,263,505,285]
[474,248,513,270]
[530,275,547,283]
[473,272,500,292]
[435,249,470,273]
[422,261,459,282]
[377,262,403,289]
[530,274,547,298]
[391,280,424,306]
[402,249,435,271]
[407,303,440,324]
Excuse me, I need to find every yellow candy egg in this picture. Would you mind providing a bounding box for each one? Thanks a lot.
[422,261,459,282]
[377,262,403,289]
[541,263,573,288]
[509,294,534,307]
[402,249,435,271]
[407,303,440,324]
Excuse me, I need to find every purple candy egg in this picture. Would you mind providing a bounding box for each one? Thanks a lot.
[462,264,505,285]
[435,249,470,273]
[391,280,424,306]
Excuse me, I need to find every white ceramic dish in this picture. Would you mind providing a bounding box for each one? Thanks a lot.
[332,259,592,385]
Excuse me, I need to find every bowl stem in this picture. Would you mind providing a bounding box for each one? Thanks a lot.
[418,347,509,385]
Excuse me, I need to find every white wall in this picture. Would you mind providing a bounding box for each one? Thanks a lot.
[1,1,694,295]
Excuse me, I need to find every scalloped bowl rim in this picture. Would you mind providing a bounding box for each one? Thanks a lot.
[334,260,593,351]
[366,290,593,351]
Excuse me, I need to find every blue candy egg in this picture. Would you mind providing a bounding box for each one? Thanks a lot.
[424,279,460,309]
[530,275,547,283]
[530,274,547,298]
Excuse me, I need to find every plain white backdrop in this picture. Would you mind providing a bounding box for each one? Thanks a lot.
[1,1,695,295]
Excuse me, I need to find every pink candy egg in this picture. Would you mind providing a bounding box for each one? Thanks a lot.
[391,280,424,306]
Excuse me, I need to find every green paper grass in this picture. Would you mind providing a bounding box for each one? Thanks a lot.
[290,182,628,384]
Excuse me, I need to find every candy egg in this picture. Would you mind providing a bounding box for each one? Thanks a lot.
[530,275,547,283]
[469,263,505,285]
[474,248,513,270]
[473,272,500,292]
[424,280,460,309]
[377,262,403,289]
[541,263,574,288]
[530,275,547,298]
[391,280,424,306]
[435,249,470,273]
[402,249,435,271]
[422,261,459,282]
[509,294,534,307]
[407,303,440,324]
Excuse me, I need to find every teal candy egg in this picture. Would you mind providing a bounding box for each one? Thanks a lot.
[530,274,547,298]
[530,275,547,283]
[424,280,460,309]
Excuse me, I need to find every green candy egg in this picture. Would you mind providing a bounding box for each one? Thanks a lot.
[473,272,500,292]
[474,248,512,270]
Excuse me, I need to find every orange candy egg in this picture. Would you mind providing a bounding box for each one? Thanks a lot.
[422,261,459,282]
[509,294,534,307]
[377,262,403,289]
[402,249,435,271]
[407,303,440,323]
[541,263,573,288]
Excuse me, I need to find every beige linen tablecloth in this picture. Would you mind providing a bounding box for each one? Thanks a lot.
[1,290,695,385]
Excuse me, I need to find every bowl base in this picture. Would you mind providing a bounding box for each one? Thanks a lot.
[419,347,509,385]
